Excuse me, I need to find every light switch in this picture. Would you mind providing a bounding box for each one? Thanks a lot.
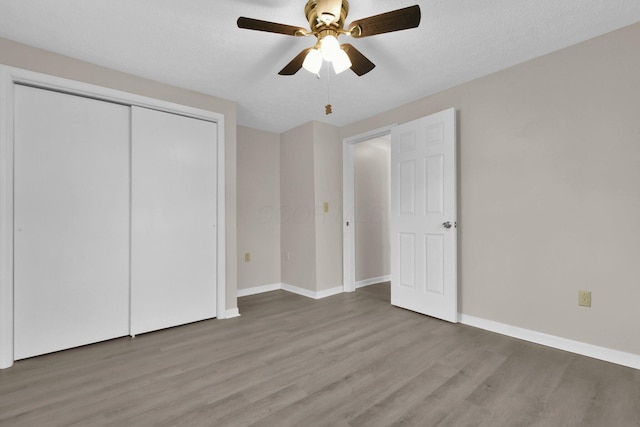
[323,202,329,213]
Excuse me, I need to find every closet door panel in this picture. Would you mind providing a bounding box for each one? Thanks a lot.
[131,106,217,335]
[14,85,130,359]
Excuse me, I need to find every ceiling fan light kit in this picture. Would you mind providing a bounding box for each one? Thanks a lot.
[237,0,421,77]
[302,48,323,74]
[331,49,352,74]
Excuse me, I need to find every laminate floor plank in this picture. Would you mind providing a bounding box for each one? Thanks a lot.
[356,282,390,302]
[385,350,510,427]
[0,284,637,427]
[319,337,462,425]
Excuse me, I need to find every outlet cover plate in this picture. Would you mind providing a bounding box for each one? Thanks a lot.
[578,290,591,307]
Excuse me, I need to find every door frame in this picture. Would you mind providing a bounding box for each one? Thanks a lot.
[342,124,396,293]
[0,65,227,369]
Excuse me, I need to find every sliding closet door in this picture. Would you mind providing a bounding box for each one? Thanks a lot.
[131,107,217,335]
[13,85,130,359]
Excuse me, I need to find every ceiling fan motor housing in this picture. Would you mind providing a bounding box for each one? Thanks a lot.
[305,0,349,29]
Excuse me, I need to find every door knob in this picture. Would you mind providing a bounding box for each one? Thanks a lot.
[442,221,452,229]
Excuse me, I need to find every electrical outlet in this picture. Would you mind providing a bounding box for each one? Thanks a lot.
[244,252,251,262]
[578,290,591,307]
[286,251,291,261]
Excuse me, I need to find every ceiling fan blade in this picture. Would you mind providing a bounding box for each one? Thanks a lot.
[341,44,375,76]
[348,5,421,38]
[237,17,307,36]
[278,48,313,76]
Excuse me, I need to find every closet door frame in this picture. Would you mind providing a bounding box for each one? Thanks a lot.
[0,66,227,369]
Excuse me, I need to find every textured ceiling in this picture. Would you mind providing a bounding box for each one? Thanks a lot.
[1,0,639,134]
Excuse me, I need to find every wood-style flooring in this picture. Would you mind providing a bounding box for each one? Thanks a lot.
[1,282,639,426]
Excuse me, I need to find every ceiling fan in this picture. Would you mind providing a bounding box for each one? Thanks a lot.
[237,0,421,77]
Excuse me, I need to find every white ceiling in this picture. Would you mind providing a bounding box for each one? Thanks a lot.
[1,0,639,134]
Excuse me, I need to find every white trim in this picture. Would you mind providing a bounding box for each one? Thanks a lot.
[342,141,356,293]
[282,283,344,300]
[215,114,226,320]
[356,275,392,289]
[282,284,318,299]
[9,69,218,122]
[0,68,14,369]
[342,125,396,294]
[460,314,640,370]
[225,308,241,319]
[316,286,345,299]
[343,125,399,145]
[0,65,227,368]
[237,283,344,300]
[237,283,282,297]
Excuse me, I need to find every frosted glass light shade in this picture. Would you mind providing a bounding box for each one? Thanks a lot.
[332,49,352,74]
[302,48,323,74]
[320,35,341,62]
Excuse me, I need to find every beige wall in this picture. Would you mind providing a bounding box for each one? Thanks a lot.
[278,121,342,293]
[280,122,317,291]
[237,126,281,290]
[0,37,239,312]
[354,138,391,282]
[342,22,640,355]
[313,122,343,291]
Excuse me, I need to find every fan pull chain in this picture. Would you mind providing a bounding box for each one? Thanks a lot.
[325,65,333,115]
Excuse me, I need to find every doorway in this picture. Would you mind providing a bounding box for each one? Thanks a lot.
[342,109,457,321]
[342,125,395,295]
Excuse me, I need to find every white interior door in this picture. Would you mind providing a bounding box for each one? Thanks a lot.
[390,108,457,322]
[131,106,217,335]
[13,85,130,359]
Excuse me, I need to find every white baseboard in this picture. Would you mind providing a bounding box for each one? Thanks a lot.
[316,286,345,299]
[356,275,391,289]
[237,283,281,297]
[281,283,316,299]
[459,314,640,370]
[225,308,241,319]
[237,282,344,300]
[281,283,343,300]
